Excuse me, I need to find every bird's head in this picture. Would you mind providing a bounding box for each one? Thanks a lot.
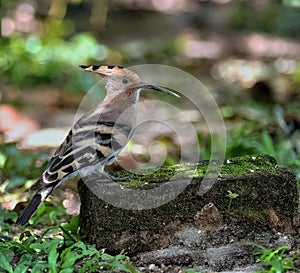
[79,65,180,98]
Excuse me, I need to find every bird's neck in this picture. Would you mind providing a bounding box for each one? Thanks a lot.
[89,89,140,125]
[104,89,139,105]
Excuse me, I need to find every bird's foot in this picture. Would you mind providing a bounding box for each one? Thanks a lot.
[88,170,131,182]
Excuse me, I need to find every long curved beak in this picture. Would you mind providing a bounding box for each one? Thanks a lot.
[136,82,180,98]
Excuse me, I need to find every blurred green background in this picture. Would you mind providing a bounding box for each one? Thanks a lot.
[1,0,300,204]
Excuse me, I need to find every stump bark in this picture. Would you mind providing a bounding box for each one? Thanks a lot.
[77,155,299,271]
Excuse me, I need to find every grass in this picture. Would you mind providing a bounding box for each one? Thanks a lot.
[0,233,137,273]
[253,244,298,273]
[0,144,138,272]
[0,208,137,273]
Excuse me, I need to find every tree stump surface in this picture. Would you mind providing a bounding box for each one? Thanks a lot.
[78,155,299,272]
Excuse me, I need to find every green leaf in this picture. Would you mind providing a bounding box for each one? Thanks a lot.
[80,255,101,272]
[30,243,44,253]
[0,253,13,273]
[117,262,137,273]
[227,190,239,199]
[60,268,74,273]
[101,253,113,261]
[261,131,276,157]
[31,262,49,273]
[60,241,90,269]
[0,152,6,168]
[13,263,30,273]
[48,245,59,273]
[62,215,80,235]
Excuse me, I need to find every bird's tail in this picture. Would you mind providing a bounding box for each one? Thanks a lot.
[15,186,54,226]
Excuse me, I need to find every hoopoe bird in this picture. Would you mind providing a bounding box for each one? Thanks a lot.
[16,65,180,225]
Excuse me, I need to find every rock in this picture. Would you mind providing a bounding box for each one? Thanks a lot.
[217,265,261,273]
[78,155,299,271]
[205,245,253,271]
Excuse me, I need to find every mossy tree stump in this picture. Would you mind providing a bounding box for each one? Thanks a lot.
[78,155,299,255]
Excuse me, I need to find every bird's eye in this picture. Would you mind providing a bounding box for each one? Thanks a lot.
[122,79,129,84]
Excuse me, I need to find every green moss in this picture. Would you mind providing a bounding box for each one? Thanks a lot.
[230,207,269,223]
[116,154,277,188]
[220,154,277,177]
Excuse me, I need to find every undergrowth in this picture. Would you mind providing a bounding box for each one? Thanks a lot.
[253,244,298,273]
[0,209,137,273]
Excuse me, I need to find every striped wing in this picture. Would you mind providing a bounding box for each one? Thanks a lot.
[32,121,132,190]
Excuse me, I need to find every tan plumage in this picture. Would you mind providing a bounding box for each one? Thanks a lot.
[16,65,180,225]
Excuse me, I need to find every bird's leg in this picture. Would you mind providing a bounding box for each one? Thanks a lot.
[104,172,131,182]
[103,156,131,181]
[88,165,131,182]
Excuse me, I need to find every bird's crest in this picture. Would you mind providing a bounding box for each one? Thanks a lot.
[79,65,124,74]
